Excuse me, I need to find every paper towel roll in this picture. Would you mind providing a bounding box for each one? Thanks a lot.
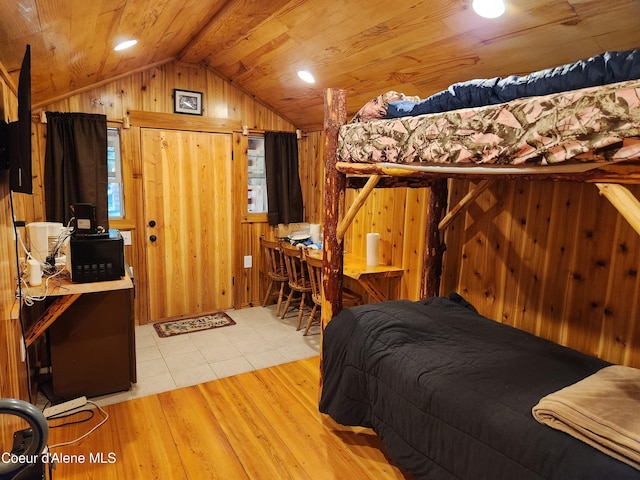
[310,224,321,243]
[366,232,380,267]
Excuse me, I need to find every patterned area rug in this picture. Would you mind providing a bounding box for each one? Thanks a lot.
[153,312,236,338]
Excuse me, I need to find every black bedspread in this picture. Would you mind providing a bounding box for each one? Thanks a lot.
[319,295,640,479]
[387,48,640,118]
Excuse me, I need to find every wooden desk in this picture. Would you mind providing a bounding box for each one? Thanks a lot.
[24,273,135,401]
[307,250,403,302]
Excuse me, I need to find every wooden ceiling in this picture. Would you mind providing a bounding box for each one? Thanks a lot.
[0,0,639,131]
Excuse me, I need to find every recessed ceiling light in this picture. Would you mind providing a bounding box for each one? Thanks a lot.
[114,39,138,51]
[297,70,316,84]
[472,0,505,18]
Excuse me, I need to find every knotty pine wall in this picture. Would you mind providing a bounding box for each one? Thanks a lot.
[20,60,296,323]
[442,179,640,368]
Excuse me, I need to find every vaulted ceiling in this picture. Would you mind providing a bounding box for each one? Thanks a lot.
[0,0,639,131]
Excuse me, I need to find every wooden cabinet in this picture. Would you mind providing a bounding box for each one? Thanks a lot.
[48,288,135,401]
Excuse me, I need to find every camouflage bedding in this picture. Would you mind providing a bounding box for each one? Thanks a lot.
[338,79,640,166]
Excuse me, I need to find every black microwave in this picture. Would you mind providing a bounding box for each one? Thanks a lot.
[69,229,125,283]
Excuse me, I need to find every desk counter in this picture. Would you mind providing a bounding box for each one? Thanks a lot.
[306,249,403,302]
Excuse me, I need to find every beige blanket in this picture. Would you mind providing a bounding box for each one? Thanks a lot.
[532,365,640,470]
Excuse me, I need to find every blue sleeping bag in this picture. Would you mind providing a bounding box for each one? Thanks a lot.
[387,48,640,118]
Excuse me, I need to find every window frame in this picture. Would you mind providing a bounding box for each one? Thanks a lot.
[107,127,125,220]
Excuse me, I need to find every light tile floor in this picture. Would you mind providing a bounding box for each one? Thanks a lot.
[40,305,320,408]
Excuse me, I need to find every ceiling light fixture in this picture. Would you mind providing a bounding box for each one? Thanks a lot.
[114,39,138,51]
[472,0,506,18]
[297,70,316,84]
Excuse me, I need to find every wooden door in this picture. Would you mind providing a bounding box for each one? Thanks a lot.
[141,129,233,322]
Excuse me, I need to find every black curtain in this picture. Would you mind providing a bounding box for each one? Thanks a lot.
[44,112,109,230]
[265,131,304,226]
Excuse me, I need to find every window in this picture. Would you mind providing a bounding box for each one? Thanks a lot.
[107,128,124,219]
[247,135,268,213]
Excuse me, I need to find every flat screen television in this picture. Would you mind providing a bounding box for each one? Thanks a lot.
[0,45,32,194]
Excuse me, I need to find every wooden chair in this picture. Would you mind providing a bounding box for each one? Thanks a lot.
[280,243,312,330]
[260,236,289,316]
[304,252,361,336]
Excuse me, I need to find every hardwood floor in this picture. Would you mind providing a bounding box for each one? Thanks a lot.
[46,356,409,479]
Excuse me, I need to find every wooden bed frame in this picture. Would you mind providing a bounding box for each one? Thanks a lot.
[320,87,640,327]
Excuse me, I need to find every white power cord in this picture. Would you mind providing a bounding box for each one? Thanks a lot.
[16,226,73,305]
[47,401,109,449]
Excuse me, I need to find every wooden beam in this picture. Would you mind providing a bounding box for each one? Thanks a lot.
[128,110,241,132]
[336,175,380,242]
[421,180,449,298]
[0,60,17,96]
[336,159,640,184]
[322,88,347,329]
[439,179,494,231]
[596,183,640,237]
[346,175,434,189]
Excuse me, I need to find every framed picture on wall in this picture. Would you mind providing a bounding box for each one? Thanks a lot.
[173,89,203,115]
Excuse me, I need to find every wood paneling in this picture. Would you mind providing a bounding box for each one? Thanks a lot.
[141,129,233,321]
[2,1,640,131]
[298,131,325,225]
[23,61,295,323]
[442,180,640,368]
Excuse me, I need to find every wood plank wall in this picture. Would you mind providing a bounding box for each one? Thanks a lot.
[18,61,295,323]
[442,179,640,368]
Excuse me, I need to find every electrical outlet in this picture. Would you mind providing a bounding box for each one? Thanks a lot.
[243,255,252,268]
[120,230,132,245]
[43,396,88,418]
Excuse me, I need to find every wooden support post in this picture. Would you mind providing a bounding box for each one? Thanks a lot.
[336,175,380,242]
[421,179,449,298]
[322,88,347,329]
[24,294,81,347]
[439,179,494,231]
[596,183,640,237]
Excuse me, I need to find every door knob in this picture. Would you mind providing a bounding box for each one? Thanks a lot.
[148,220,156,227]
[149,235,157,242]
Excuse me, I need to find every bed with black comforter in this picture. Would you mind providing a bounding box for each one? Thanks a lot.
[319,295,640,479]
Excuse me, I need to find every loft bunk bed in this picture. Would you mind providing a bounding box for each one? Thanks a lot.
[322,76,640,320]
[318,51,640,479]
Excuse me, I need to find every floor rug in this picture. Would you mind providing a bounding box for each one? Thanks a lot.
[153,312,236,338]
